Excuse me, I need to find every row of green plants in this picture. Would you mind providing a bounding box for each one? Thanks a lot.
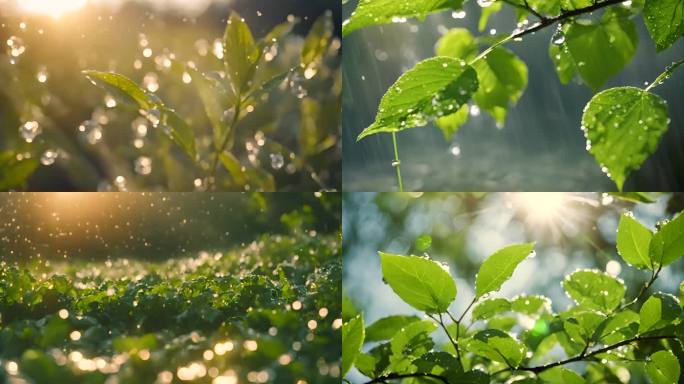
[346,0,683,191]
[343,206,684,383]
[0,226,341,383]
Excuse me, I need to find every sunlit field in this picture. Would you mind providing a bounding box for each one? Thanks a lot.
[0,0,341,191]
[0,192,342,383]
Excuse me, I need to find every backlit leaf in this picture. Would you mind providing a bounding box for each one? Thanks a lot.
[643,0,684,51]
[475,243,535,298]
[646,350,681,384]
[466,329,526,367]
[649,211,684,267]
[617,213,654,269]
[639,292,681,333]
[342,314,365,376]
[562,270,626,312]
[365,315,420,342]
[379,252,456,313]
[223,12,259,93]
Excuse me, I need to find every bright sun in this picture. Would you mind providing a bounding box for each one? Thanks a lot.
[18,0,88,18]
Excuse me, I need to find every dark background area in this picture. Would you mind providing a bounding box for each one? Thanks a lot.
[0,192,341,261]
[342,1,684,191]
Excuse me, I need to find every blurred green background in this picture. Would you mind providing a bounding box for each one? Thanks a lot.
[342,192,684,381]
[1,0,341,191]
[342,0,684,191]
[0,192,341,261]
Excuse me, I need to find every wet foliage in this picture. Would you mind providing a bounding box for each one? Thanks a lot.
[0,226,342,384]
[0,0,341,191]
[342,193,684,383]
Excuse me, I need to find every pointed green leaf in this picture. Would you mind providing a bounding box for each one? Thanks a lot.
[83,70,156,110]
[436,28,478,61]
[582,86,669,190]
[472,298,511,321]
[593,310,639,344]
[562,270,626,312]
[551,9,638,91]
[301,11,334,69]
[466,329,526,367]
[472,47,528,124]
[649,211,684,267]
[639,293,681,333]
[643,0,684,51]
[647,350,681,384]
[538,367,586,384]
[365,315,421,342]
[357,57,478,140]
[0,151,39,191]
[617,213,654,269]
[186,66,232,147]
[224,12,259,93]
[436,104,469,140]
[379,252,456,313]
[342,0,464,36]
[342,314,365,376]
[162,108,197,160]
[475,243,535,298]
[511,295,552,316]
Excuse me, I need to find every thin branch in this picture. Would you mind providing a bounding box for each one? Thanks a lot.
[445,310,463,365]
[509,335,676,374]
[645,58,684,92]
[470,0,628,66]
[457,296,478,324]
[500,0,546,21]
[430,313,460,362]
[363,372,450,384]
[618,263,661,311]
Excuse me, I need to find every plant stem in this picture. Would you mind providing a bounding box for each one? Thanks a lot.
[430,313,460,362]
[391,131,404,192]
[618,263,662,310]
[362,372,450,384]
[644,58,684,92]
[208,94,243,189]
[457,296,478,323]
[497,335,676,375]
[470,0,629,66]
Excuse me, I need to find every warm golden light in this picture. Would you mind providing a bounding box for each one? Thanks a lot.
[507,193,595,240]
[18,0,88,18]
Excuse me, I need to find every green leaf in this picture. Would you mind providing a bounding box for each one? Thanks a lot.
[560,0,593,10]
[639,293,681,333]
[436,104,470,140]
[357,57,478,140]
[475,242,535,298]
[643,0,684,51]
[649,211,684,267]
[511,295,552,316]
[473,298,511,321]
[186,66,232,148]
[550,9,638,91]
[538,366,586,384]
[365,315,420,342]
[593,310,639,344]
[414,235,433,251]
[466,329,526,367]
[342,314,365,376]
[472,47,528,124]
[609,192,659,203]
[435,28,478,61]
[0,151,39,191]
[224,12,259,93]
[301,11,334,69]
[562,270,626,312]
[162,108,197,160]
[379,252,456,313]
[647,350,681,384]
[83,70,156,109]
[388,320,437,372]
[582,86,669,190]
[561,308,607,344]
[342,0,464,36]
[112,334,157,353]
[479,2,503,32]
[617,213,654,269]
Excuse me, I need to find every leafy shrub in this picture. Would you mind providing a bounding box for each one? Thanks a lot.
[0,230,342,383]
[343,206,684,383]
[1,8,340,191]
[345,0,683,191]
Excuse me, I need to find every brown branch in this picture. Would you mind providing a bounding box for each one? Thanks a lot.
[363,372,450,384]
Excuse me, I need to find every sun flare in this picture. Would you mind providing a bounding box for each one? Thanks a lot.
[18,0,88,18]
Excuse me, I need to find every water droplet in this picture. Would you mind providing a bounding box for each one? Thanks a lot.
[41,149,58,166]
[451,10,466,19]
[134,156,152,175]
[78,120,103,145]
[143,72,159,92]
[6,36,26,57]
[270,153,284,170]
[552,30,565,45]
[19,121,41,143]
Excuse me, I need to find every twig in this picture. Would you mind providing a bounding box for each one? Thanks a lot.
[500,0,546,21]
[618,263,661,311]
[363,372,450,384]
[429,313,460,361]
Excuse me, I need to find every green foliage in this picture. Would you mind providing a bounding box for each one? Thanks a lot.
[475,242,535,298]
[0,230,341,384]
[346,0,683,191]
[343,209,684,383]
[342,315,365,376]
[650,210,684,266]
[0,152,39,190]
[378,252,456,313]
[356,57,478,140]
[342,0,464,37]
[582,86,669,190]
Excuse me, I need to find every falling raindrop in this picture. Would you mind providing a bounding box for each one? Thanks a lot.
[270,153,285,170]
[449,144,461,157]
[6,36,26,57]
[40,149,58,166]
[134,156,152,175]
[36,66,48,83]
[451,10,466,19]
[143,72,159,92]
[19,121,41,143]
[78,120,103,145]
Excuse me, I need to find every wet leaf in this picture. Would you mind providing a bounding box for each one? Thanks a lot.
[342,314,365,376]
[639,292,680,333]
[582,87,669,190]
[472,298,511,321]
[475,243,535,298]
[0,152,39,191]
[223,12,259,93]
[649,210,684,267]
[562,270,626,312]
[365,315,421,342]
[646,350,681,384]
[357,57,478,140]
[301,12,334,69]
[617,213,654,269]
[466,329,526,367]
[379,252,456,313]
[643,0,684,51]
